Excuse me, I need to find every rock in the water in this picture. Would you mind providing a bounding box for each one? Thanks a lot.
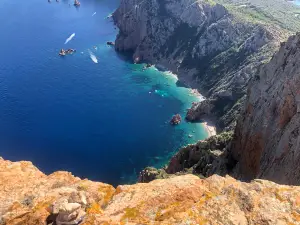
[106,41,115,46]
[170,114,182,125]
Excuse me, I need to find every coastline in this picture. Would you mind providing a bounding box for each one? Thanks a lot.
[203,122,216,137]
[154,64,206,101]
[153,64,216,138]
[152,63,216,139]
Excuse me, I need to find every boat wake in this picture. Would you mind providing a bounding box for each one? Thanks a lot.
[88,50,98,63]
[64,33,75,44]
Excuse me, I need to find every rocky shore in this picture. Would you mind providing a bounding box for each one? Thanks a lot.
[112,0,300,187]
[139,32,300,186]
[1,157,300,225]
[113,0,300,131]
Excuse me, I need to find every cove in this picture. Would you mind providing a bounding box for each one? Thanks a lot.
[0,0,208,186]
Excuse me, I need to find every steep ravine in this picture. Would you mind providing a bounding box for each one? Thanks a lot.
[113,0,298,131]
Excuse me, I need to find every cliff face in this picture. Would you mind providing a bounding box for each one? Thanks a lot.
[113,0,296,130]
[1,157,300,225]
[141,34,300,186]
[231,33,300,185]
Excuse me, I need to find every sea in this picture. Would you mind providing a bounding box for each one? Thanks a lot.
[0,0,208,186]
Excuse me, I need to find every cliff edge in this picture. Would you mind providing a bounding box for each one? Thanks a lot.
[0,157,300,225]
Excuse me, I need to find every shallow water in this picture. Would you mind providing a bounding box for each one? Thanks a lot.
[0,0,208,186]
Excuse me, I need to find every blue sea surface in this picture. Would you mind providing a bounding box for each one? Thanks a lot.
[0,0,208,186]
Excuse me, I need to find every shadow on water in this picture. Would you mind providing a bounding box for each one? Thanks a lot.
[175,79,189,88]
[115,50,135,64]
[130,74,152,85]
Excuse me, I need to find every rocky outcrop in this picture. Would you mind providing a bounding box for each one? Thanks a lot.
[167,132,233,175]
[138,166,198,183]
[170,114,182,125]
[138,132,233,183]
[1,157,300,225]
[0,157,115,225]
[138,167,171,183]
[113,0,298,130]
[231,33,300,185]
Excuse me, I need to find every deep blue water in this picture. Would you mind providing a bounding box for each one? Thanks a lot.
[0,0,207,186]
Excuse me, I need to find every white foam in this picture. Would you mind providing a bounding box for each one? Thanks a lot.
[88,50,98,63]
[64,33,75,44]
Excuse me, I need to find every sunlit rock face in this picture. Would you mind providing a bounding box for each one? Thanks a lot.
[231,33,300,185]
[1,157,300,225]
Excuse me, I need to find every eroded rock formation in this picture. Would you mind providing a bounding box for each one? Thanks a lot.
[0,157,299,225]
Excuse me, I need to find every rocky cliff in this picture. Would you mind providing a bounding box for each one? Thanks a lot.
[1,157,300,225]
[113,0,299,130]
[231,33,300,185]
[139,33,300,186]
[138,132,234,183]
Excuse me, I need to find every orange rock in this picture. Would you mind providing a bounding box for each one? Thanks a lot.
[1,158,300,225]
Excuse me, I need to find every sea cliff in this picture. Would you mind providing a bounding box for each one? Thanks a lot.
[139,33,300,186]
[113,0,300,131]
[231,33,300,185]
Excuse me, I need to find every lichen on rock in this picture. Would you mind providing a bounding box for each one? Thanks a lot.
[0,157,299,224]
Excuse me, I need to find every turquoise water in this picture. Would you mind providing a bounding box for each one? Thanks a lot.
[0,0,208,185]
[293,0,300,5]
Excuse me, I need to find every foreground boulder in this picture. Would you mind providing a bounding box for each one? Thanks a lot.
[0,157,299,224]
